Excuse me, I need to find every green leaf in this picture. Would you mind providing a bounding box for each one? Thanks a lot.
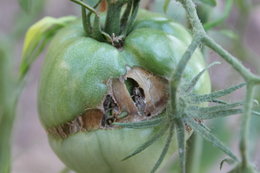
[185,118,239,161]
[203,0,233,30]
[18,0,32,12]
[199,0,217,7]
[20,16,77,79]
[163,0,171,13]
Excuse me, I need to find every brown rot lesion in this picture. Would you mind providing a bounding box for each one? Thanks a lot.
[101,94,119,126]
[47,67,170,138]
[100,67,169,127]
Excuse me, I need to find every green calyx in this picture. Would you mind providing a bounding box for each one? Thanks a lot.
[115,62,248,173]
[70,0,140,46]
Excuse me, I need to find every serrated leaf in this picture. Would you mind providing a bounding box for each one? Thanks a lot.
[20,16,77,78]
[199,0,217,7]
[185,118,239,161]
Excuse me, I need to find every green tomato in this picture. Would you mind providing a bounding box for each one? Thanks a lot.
[38,9,211,173]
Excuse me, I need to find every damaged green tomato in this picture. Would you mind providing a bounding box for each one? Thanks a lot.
[34,9,211,173]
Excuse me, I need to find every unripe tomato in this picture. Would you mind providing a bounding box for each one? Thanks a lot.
[38,9,211,173]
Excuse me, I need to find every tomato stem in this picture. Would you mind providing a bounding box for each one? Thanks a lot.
[104,0,140,38]
[104,1,123,35]
[71,0,99,16]
[81,6,92,35]
[120,0,133,33]
[239,83,255,168]
[71,0,141,45]
[178,0,260,171]
[123,0,140,36]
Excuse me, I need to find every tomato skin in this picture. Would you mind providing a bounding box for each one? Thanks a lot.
[38,9,210,173]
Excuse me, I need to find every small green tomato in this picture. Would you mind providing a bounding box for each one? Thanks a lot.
[37,9,211,173]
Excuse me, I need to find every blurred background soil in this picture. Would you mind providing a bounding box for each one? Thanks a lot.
[1,0,260,172]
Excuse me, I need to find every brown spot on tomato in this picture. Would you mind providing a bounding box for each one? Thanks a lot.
[47,67,170,138]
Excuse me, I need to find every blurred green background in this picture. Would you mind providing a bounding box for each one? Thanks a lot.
[0,0,260,172]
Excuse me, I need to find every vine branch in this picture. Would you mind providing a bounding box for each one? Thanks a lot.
[177,0,260,172]
[239,83,255,168]
[203,36,253,80]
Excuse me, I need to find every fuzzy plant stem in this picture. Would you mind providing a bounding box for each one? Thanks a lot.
[0,48,24,173]
[203,36,253,80]
[186,134,203,173]
[240,83,255,168]
[169,0,205,113]
[178,0,260,171]
[0,100,17,173]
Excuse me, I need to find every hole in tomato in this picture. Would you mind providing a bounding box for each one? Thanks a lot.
[124,78,146,116]
[102,95,119,126]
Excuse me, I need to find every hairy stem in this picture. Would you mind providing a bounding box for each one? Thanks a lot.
[81,6,91,35]
[178,0,260,171]
[70,0,99,16]
[179,0,205,35]
[240,83,255,168]
[120,0,133,32]
[186,134,203,173]
[203,36,253,80]
[0,101,16,173]
[122,0,140,36]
